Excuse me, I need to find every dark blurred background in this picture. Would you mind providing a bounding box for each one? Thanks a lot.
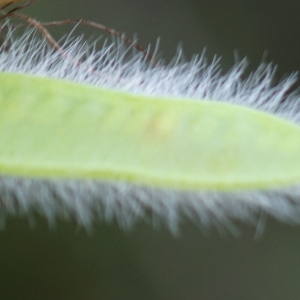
[24,0,300,80]
[2,1,300,299]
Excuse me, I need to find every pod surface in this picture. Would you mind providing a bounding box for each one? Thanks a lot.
[0,72,300,191]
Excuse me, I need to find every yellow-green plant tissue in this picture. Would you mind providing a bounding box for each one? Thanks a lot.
[1,29,300,233]
[1,73,300,190]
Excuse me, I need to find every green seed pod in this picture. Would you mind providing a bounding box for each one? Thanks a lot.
[1,29,300,232]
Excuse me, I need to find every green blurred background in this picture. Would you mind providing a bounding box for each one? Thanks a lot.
[2,0,300,299]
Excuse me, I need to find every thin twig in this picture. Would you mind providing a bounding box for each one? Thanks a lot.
[9,12,102,75]
[0,0,159,65]
[0,0,38,20]
[36,19,158,66]
[0,0,160,84]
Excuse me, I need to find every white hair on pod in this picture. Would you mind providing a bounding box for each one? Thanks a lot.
[1,25,300,235]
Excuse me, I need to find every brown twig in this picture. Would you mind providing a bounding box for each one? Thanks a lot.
[32,19,158,65]
[9,11,114,80]
[0,0,159,66]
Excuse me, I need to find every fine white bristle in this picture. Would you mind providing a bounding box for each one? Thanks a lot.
[1,26,300,233]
